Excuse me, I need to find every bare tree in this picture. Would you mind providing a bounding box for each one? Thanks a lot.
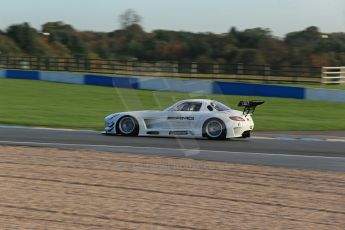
[119,9,142,29]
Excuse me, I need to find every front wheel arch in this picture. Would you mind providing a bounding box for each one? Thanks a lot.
[116,115,139,136]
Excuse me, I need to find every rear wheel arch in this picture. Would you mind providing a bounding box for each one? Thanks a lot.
[202,117,227,140]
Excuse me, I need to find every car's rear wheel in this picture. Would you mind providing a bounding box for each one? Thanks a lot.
[116,116,139,136]
[203,118,227,140]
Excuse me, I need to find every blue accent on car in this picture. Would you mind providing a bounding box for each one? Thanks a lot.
[105,122,115,132]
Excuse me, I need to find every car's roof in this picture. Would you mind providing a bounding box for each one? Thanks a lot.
[177,99,214,103]
[165,99,231,111]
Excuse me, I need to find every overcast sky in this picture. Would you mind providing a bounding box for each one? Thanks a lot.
[0,0,344,37]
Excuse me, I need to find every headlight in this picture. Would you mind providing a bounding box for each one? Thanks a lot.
[105,114,119,121]
[104,114,119,126]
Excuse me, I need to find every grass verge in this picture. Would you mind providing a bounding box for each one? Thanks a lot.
[1,78,345,131]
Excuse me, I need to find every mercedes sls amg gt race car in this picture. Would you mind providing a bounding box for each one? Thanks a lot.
[103,99,264,140]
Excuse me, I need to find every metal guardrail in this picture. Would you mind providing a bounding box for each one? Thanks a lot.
[0,56,322,83]
[322,67,345,84]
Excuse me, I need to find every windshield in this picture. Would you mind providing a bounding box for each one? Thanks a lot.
[165,102,202,112]
[211,101,231,111]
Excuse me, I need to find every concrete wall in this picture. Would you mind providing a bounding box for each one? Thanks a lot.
[213,81,305,99]
[138,78,213,94]
[305,88,345,102]
[0,70,6,78]
[40,72,84,85]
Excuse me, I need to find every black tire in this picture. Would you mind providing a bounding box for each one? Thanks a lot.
[116,116,139,136]
[202,118,227,140]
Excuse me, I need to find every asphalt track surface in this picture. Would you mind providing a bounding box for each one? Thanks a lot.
[0,126,344,172]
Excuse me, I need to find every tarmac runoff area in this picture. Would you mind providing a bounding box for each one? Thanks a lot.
[0,126,345,172]
[0,145,344,229]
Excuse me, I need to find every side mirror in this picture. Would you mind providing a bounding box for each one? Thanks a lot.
[207,105,213,111]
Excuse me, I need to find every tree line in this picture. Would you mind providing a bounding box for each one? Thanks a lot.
[0,14,345,67]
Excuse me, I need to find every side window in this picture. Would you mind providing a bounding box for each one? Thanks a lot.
[175,102,202,111]
[188,102,202,111]
[175,102,189,111]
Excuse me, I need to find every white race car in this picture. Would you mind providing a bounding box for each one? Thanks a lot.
[103,99,264,140]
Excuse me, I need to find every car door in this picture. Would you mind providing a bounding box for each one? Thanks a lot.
[166,102,202,130]
[140,111,170,130]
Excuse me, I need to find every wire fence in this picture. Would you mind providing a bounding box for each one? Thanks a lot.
[0,56,322,83]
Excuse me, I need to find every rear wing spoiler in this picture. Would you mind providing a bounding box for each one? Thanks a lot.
[238,100,265,116]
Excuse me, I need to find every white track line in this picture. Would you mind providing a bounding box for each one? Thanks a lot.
[0,140,344,160]
[0,125,98,133]
[252,136,345,143]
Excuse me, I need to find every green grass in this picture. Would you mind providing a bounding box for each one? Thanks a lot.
[1,78,345,131]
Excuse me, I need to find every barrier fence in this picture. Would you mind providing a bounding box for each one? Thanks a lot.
[1,69,345,102]
[0,56,322,84]
[321,67,345,84]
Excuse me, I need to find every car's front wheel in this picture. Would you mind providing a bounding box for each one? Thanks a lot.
[116,116,139,136]
[203,118,227,140]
